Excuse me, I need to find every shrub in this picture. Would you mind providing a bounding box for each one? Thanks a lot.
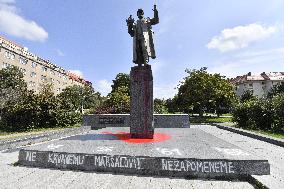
[271,93,284,132]
[232,101,252,129]
[54,110,82,128]
[249,99,273,130]
[232,99,273,130]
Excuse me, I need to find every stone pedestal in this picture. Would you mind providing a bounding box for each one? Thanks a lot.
[130,65,154,138]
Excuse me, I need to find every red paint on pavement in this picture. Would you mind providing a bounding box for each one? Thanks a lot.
[101,131,171,143]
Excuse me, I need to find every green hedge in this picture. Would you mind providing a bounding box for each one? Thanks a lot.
[232,93,284,132]
[0,93,82,132]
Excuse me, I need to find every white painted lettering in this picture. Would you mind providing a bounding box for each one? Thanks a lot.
[196,161,204,172]
[167,160,173,171]
[215,162,220,173]
[26,151,37,162]
[203,161,209,173]
[47,153,85,166]
[220,162,228,173]
[228,162,234,173]
[180,161,186,171]
[160,160,234,174]
[209,161,215,172]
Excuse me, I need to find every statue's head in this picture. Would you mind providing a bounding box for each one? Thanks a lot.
[137,9,144,19]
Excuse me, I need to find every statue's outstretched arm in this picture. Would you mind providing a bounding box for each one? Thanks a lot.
[150,5,159,25]
[126,15,135,37]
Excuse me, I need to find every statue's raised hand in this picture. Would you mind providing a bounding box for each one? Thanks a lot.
[126,15,135,25]
[152,4,157,12]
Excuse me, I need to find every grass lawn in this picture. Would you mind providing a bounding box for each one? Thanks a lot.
[0,123,81,140]
[231,125,284,140]
[190,116,232,124]
[255,130,284,139]
[190,116,284,140]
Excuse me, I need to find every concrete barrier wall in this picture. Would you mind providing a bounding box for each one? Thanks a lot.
[82,114,190,129]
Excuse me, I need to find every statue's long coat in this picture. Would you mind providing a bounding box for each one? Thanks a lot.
[133,17,156,64]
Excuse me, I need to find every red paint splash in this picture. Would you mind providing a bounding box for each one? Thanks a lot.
[101,131,171,143]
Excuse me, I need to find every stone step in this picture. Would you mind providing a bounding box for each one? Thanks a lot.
[18,149,269,178]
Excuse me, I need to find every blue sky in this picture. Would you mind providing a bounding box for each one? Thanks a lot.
[1,0,284,98]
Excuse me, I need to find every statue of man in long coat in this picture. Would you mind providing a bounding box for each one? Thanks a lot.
[126,5,159,66]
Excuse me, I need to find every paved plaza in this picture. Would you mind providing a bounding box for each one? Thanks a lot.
[0,125,283,188]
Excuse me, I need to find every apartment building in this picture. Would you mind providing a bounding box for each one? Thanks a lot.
[231,72,284,98]
[0,36,90,94]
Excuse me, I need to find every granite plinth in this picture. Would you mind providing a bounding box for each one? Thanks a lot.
[130,65,154,139]
[83,114,190,130]
[18,127,270,178]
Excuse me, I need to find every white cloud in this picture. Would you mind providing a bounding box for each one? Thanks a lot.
[94,79,112,96]
[0,0,48,42]
[207,23,277,52]
[69,70,83,78]
[56,49,65,57]
[208,47,284,77]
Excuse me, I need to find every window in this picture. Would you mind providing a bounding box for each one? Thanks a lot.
[42,66,48,72]
[30,72,37,78]
[58,73,62,78]
[4,51,15,60]
[261,81,265,85]
[19,68,26,75]
[41,75,47,82]
[32,62,37,68]
[249,83,253,87]
[28,81,36,87]
[50,78,54,83]
[2,63,11,68]
[50,70,55,75]
[57,80,60,84]
[19,57,28,65]
[57,88,61,93]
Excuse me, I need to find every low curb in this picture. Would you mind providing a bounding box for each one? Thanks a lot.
[0,127,91,151]
[211,123,284,148]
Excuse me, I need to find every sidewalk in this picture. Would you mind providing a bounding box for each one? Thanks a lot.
[212,123,284,148]
[193,125,284,189]
[0,126,90,151]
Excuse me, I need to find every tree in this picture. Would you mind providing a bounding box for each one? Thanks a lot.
[154,98,168,114]
[58,84,102,113]
[110,73,130,95]
[0,66,27,118]
[267,82,284,99]
[165,96,184,113]
[176,67,236,116]
[271,93,284,132]
[106,86,130,113]
[96,73,130,114]
[240,90,256,103]
[82,85,103,110]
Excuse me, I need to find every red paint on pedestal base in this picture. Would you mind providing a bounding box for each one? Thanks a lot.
[101,132,171,143]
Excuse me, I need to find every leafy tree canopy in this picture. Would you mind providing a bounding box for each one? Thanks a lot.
[267,82,284,99]
[110,73,130,95]
[0,66,28,112]
[58,84,102,112]
[154,98,168,114]
[176,67,236,116]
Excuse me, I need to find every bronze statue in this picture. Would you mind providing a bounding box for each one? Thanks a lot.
[126,5,159,66]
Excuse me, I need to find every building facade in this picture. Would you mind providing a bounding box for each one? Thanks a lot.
[0,36,90,95]
[231,72,284,98]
